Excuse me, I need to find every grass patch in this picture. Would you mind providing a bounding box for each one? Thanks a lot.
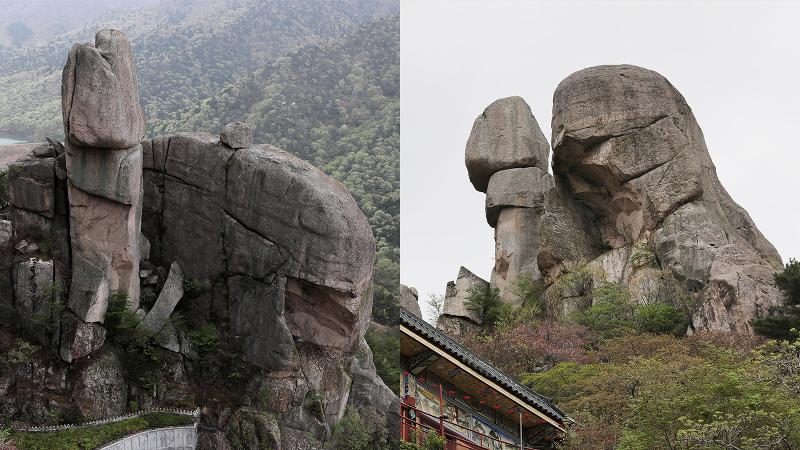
[11,412,195,450]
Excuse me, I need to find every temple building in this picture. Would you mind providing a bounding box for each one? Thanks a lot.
[400,308,570,449]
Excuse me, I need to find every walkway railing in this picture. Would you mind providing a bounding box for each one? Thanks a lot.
[13,407,200,433]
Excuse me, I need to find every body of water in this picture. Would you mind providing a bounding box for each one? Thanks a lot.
[0,136,25,145]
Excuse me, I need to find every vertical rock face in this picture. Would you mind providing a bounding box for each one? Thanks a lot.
[140,129,383,440]
[62,29,144,322]
[460,65,783,333]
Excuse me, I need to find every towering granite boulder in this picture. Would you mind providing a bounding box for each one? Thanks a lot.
[0,28,395,446]
[62,29,144,321]
[460,66,782,333]
[465,97,560,305]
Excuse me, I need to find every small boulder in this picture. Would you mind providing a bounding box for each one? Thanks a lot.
[0,220,11,247]
[7,155,56,218]
[220,122,253,149]
[228,276,295,370]
[59,311,106,362]
[73,349,127,420]
[32,143,56,158]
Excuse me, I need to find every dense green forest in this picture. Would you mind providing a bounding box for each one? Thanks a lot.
[452,261,800,449]
[0,0,400,328]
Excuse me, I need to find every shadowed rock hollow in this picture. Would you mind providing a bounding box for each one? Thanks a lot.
[0,29,395,448]
[441,64,782,335]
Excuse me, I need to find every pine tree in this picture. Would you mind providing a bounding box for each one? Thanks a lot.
[752,259,800,340]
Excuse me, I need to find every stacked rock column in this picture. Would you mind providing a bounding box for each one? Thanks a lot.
[61,30,145,325]
[465,96,552,306]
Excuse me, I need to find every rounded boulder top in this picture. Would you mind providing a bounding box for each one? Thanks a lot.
[552,64,691,146]
[61,29,145,149]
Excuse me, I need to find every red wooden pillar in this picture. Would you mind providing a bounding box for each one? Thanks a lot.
[439,383,445,437]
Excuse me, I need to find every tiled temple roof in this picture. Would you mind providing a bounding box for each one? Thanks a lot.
[400,307,568,424]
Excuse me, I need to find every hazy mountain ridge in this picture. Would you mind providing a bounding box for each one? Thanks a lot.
[0,0,397,139]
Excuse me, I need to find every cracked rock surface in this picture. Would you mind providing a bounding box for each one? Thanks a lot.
[454,64,783,334]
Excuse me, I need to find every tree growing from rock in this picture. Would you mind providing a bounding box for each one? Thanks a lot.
[752,259,800,341]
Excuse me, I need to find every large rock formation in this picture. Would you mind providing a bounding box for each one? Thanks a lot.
[63,30,144,324]
[436,267,485,336]
[460,66,783,333]
[0,28,394,446]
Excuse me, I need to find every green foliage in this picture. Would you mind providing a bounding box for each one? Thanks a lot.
[103,292,141,344]
[183,279,211,297]
[303,390,324,421]
[523,334,800,449]
[372,258,399,325]
[103,292,162,390]
[629,240,658,269]
[326,407,371,450]
[776,258,800,301]
[6,339,39,365]
[401,431,446,450]
[502,272,546,326]
[0,427,11,446]
[10,413,195,450]
[753,259,800,340]
[365,326,400,393]
[570,282,688,338]
[464,283,506,329]
[572,283,634,338]
[633,303,689,336]
[187,322,220,351]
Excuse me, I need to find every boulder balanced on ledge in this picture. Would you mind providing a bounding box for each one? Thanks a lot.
[465,96,550,192]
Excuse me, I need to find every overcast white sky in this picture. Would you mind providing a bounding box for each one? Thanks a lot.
[400,0,800,321]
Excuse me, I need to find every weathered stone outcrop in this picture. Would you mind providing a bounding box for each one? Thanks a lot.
[61,29,145,149]
[220,121,253,149]
[400,284,422,318]
[460,65,783,333]
[63,30,144,329]
[137,262,184,337]
[437,267,485,336]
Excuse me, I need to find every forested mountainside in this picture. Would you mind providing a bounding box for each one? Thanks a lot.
[0,0,400,326]
[0,0,395,140]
